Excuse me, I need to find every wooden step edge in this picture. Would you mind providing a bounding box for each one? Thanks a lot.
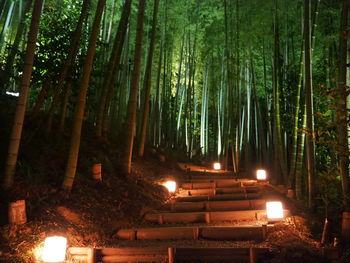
[115,225,274,241]
[145,209,291,224]
[161,199,267,212]
[67,246,341,263]
[175,193,263,202]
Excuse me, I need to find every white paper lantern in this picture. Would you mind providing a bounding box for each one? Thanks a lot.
[213,162,221,170]
[42,236,67,262]
[266,201,284,220]
[163,181,176,193]
[256,169,267,180]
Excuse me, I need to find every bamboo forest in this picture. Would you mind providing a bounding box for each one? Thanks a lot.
[1,0,350,262]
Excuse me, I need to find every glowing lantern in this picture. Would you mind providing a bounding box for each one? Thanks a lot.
[213,162,221,170]
[266,201,284,220]
[256,169,267,181]
[163,181,176,193]
[42,236,67,262]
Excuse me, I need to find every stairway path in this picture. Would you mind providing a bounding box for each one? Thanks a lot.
[67,164,340,262]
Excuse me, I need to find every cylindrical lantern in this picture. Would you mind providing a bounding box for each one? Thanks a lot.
[163,181,176,193]
[341,211,350,243]
[213,162,221,170]
[8,200,27,224]
[256,169,267,181]
[42,236,67,262]
[266,201,284,221]
[92,163,102,180]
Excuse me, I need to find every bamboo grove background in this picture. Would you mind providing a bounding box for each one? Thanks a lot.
[0,0,349,213]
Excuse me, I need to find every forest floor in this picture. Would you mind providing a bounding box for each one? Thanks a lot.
[0,99,349,262]
[0,144,183,263]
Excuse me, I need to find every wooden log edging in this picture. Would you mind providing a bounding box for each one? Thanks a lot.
[67,247,273,263]
[175,192,262,202]
[187,174,246,180]
[144,209,291,224]
[178,186,260,197]
[181,179,257,189]
[160,199,266,212]
[115,225,274,241]
[67,247,341,263]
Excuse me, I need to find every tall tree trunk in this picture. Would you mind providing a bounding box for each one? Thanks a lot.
[273,0,288,184]
[62,0,106,192]
[0,1,14,56]
[289,0,320,189]
[96,0,132,138]
[173,33,185,146]
[304,0,316,209]
[0,0,33,91]
[338,0,350,210]
[138,0,159,157]
[154,40,163,147]
[295,104,307,200]
[46,0,91,134]
[2,0,43,190]
[121,0,146,175]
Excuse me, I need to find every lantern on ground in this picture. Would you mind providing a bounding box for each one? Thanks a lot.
[266,201,284,221]
[213,162,221,170]
[163,181,176,193]
[42,236,67,262]
[256,169,267,181]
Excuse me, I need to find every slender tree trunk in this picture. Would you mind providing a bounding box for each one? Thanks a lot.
[273,0,288,184]
[304,0,316,209]
[0,0,7,22]
[338,0,350,210]
[2,0,43,190]
[295,104,307,200]
[154,40,163,147]
[96,0,132,138]
[138,0,159,157]
[0,0,33,91]
[0,1,14,55]
[62,0,106,192]
[46,0,91,134]
[121,0,146,175]
[173,33,185,145]
[289,0,320,189]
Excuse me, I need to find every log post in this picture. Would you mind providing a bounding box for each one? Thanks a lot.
[92,163,102,180]
[8,200,27,224]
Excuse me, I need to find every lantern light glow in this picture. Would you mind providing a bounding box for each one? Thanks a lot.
[163,181,176,193]
[213,162,221,170]
[256,169,267,180]
[42,236,67,262]
[266,201,284,220]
